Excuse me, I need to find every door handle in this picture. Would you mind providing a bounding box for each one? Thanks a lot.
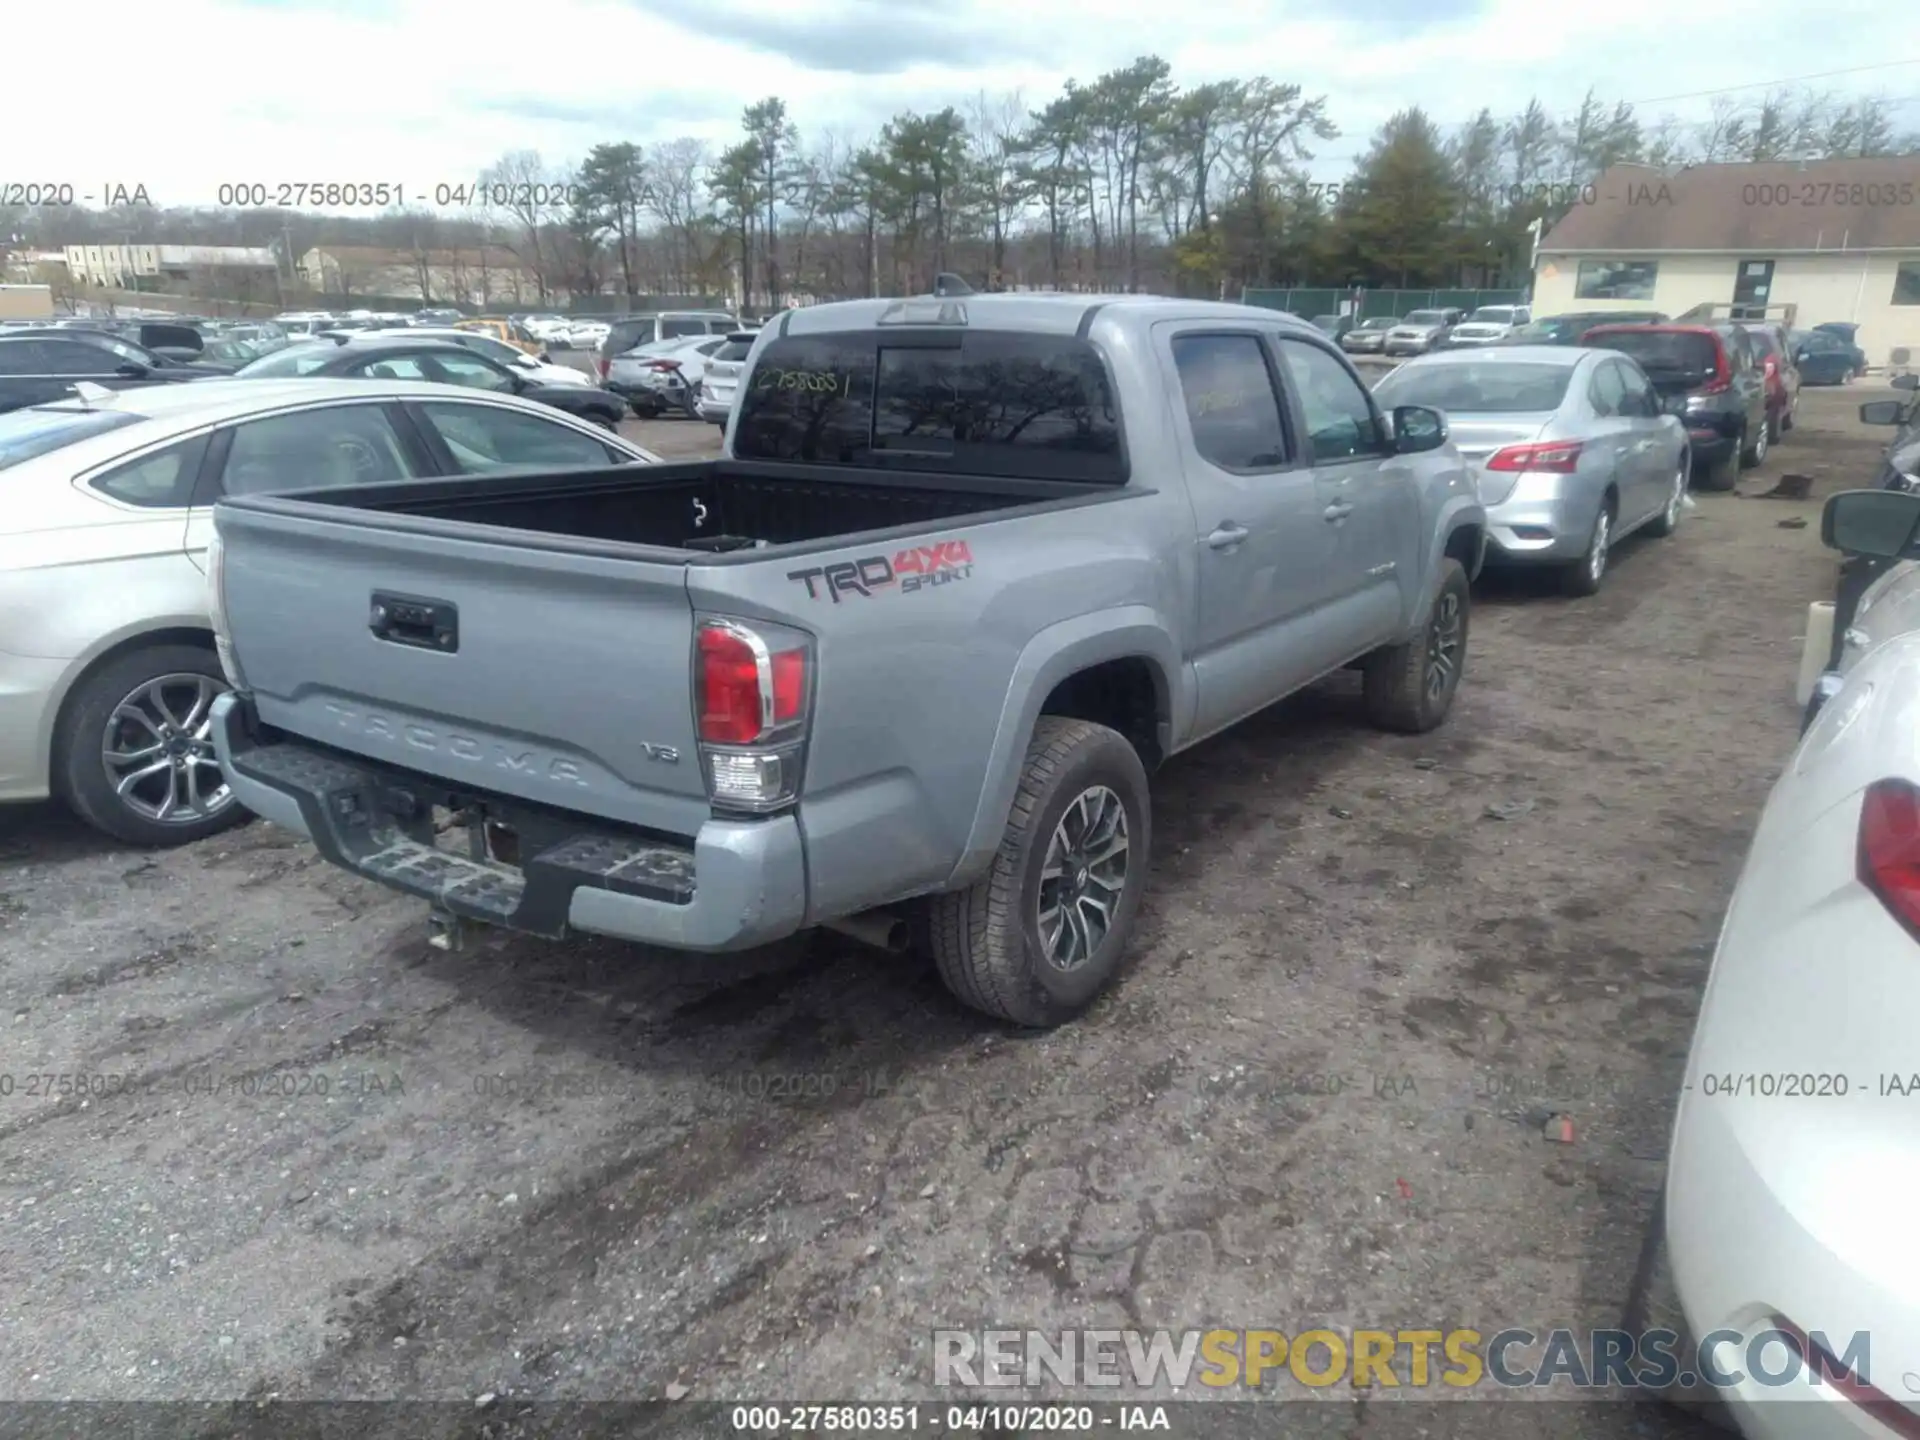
[1207,523,1250,550]
[1324,502,1354,521]
[370,591,459,652]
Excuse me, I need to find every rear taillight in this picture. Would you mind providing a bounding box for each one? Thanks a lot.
[1860,779,1920,939]
[644,359,682,372]
[694,618,812,812]
[205,525,245,688]
[596,356,610,380]
[1698,345,1732,394]
[1485,439,1584,473]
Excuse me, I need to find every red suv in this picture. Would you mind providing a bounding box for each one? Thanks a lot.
[1739,322,1801,441]
[1579,323,1772,487]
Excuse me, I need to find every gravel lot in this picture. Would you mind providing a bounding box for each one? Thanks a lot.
[0,382,1892,1434]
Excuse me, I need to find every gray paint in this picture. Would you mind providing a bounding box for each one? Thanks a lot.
[214,294,1485,950]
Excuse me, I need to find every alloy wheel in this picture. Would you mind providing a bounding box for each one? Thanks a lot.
[101,673,232,826]
[1036,786,1131,971]
[1425,589,1464,704]
[1587,509,1612,586]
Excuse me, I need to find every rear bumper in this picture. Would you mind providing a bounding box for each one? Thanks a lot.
[0,647,65,803]
[211,693,808,953]
[1481,485,1595,563]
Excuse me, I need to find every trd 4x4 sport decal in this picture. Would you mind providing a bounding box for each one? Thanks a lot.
[787,540,975,602]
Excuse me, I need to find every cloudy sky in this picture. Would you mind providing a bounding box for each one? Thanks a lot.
[11,0,1915,209]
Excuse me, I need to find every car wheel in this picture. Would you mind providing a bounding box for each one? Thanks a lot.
[1362,558,1470,731]
[1561,499,1613,597]
[927,717,1151,1028]
[1740,420,1768,468]
[56,643,247,848]
[1645,455,1689,538]
[590,411,620,431]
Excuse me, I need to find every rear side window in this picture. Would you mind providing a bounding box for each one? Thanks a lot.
[90,434,210,508]
[734,331,1126,483]
[1170,334,1289,471]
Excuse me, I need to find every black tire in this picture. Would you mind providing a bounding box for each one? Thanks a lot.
[1644,454,1688,539]
[927,717,1151,1028]
[1560,495,1614,598]
[1739,419,1768,469]
[588,410,621,431]
[1361,558,1469,733]
[1693,448,1737,491]
[56,642,249,848]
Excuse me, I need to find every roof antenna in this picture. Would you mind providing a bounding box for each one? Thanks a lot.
[931,272,974,297]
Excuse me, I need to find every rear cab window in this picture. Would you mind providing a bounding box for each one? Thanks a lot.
[733,330,1126,483]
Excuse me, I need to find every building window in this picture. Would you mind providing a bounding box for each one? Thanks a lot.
[1574,260,1659,302]
[1893,263,1920,306]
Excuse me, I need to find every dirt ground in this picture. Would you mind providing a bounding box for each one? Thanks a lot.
[0,384,1895,1435]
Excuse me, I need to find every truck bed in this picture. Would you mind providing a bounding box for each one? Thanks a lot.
[262,458,1098,558]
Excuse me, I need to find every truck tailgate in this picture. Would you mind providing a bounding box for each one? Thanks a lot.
[215,502,709,836]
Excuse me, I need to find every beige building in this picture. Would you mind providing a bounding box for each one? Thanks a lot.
[1533,157,1920,368]
[298,245,544,306]
[64,244,277,287]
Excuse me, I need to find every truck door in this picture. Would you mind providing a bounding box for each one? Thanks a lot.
[1159,324,1338,738]
[1271,335,1412,659]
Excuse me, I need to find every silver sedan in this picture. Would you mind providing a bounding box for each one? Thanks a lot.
[1372,345,1690,596]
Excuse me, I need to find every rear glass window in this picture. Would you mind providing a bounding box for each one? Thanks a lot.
[1374,362,1573,414]
[713,340,753,363]
[0,407,144,470]
[1582,330,1716,375]
[733,331,1125,483]
[606,320,655,353]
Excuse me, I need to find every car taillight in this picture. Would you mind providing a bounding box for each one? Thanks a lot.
[694,618,812,812]
[205,525,245,688]
[596,355,610,380]
[1860,779,1920,939]
[1485,439,1584,473]
[644,359,682,372]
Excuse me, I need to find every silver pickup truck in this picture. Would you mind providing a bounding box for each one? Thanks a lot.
[208,294,1486,1026]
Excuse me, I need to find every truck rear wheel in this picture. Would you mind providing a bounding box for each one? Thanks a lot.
[1361,559,1469,734]
[927,717,1150,1028]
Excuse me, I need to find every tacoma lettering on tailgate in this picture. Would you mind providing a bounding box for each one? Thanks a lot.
[786,540,974,603]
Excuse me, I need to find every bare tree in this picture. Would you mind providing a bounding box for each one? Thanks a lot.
[479,151,568,302]
[644,137,712,294]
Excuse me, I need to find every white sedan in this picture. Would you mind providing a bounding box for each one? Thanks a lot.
[1665,487,1920,1438]
[0,379,656,846]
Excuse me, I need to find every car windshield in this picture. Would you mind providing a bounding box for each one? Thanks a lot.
[1359,317,1392,329]
[1467,308,1515,324]
[0,406,145,471]
[1585,330,1717,375]
[1403,311,1446,325]
[1508,320,1569,341]
[234,343,335,377]
[1744,329,1779,356]
[1375,361,1573,414]
[712,340,754,363]
[1312,316,1341,329]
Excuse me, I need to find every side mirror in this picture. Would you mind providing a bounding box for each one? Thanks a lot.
[115,361,150,379]
[1795,350,1810,362]
[1823,489,1920,558]
[1894,373,1919,392]
[1393,404,1447,454]
[1861,401,1907,425]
